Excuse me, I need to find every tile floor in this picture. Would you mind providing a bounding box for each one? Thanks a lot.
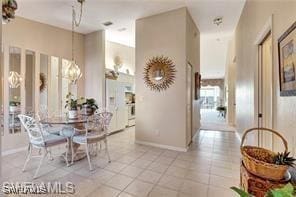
[1,127,241,196]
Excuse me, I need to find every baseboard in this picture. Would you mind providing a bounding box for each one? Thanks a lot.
[235,131,242,142]
[2,146,27,156]
[135,140,188,152]
[192,127,200,139]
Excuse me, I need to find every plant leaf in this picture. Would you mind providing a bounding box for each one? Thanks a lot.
[267,183,295,197]
[230,187,252,197]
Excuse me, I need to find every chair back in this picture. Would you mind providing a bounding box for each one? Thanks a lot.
[37,105,49,121]
[18,114,45,145]
[97,112,113,132]
[84,112,113,141]
[25,110,37,119]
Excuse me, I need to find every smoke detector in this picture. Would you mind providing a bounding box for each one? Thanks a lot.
[103,21,113,26]
[213,17,223,26]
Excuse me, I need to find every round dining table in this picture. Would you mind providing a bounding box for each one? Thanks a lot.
[41,116,88,163]
[41,116,88,126]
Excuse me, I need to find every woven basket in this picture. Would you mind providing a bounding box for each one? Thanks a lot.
[241,128,288,181]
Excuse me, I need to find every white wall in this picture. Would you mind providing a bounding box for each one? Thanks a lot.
[186,11,201,144]
[225,38,236,126]
[135,8,200,151]
[85,31,106,107]
[105,41,135,75]
[2,17,85,152]
[3,17,85,96]
[235,0,296,154]
[0,6,2,173]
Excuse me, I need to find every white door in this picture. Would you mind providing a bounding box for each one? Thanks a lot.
[187,63,193,145]
[258,33,273,149]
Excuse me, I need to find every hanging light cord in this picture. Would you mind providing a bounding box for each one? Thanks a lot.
[71,0,84,61]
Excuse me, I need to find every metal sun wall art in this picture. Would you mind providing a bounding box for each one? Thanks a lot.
[143,56,176,92]
[40,73,47,92]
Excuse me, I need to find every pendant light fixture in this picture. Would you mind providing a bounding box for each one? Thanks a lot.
[65,0,85,84]
[2,0,18,24]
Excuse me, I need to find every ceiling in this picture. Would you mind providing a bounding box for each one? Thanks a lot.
[15,0,245,78]
[200,34,233,79]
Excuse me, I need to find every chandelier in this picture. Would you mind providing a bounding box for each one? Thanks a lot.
[2,0,18,24]
[8,71,22,88]
[65,0,85,84]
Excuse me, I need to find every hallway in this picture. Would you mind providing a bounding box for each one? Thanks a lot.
[1,128,240,197]
[201,108,225,124]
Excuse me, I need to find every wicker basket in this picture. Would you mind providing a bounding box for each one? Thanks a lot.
[241,128,288,181]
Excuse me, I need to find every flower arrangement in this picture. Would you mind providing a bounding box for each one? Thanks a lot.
[64,93,83,111]
[64,93,84,119]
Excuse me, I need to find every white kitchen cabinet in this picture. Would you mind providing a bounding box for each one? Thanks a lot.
[124,106,129,127]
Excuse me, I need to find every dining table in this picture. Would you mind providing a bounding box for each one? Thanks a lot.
[41,115,88,163]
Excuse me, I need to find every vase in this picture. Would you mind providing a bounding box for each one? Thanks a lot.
[68,110,78,119]
[82,105,95,116]
[9,106,18,112]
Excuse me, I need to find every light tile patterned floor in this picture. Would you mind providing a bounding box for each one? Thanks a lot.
[1,127,241,196]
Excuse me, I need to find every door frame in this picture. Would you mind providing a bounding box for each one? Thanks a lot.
[254,15,274,149]
[186,62,193,146]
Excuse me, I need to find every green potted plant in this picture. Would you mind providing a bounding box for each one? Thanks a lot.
[82,98,98,115]
[216,106,227,117]
[9,100,20,112]
[64,93,83,119]
[231,183,295,197]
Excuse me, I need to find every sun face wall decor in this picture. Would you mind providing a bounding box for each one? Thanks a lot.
[143,56,176,92]
[40,73,47,92]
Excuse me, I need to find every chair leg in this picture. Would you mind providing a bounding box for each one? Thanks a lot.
[104,139,111,163]
[48,148,54,161]
[85,144,93,171]
[71,140,74,165]
[95,142,98,156]
[33,148,48,179]
[38,148,42,155]
[65,140,69,167]
[22,144,32,172]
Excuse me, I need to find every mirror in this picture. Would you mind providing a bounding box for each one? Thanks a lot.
[143,56,176,91]
[40,54,49,113]
[62,59,70,114]
[9,47,21,133]
[153,69,164,81]
[0,46,3,135]
[48,56,60,116]
[25,50,35,113]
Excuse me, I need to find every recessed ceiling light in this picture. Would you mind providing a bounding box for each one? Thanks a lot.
[118,28,127,32]
[103,21,113,26]
[213,17,223,26]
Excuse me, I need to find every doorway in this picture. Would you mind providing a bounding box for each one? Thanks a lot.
[200,85,225,123]
[258,32,273,149]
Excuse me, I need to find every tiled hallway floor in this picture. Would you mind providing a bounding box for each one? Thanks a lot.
[1,128,241,196]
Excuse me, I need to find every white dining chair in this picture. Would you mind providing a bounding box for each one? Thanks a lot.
[71,112,113,171]
[18,114,70,179]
